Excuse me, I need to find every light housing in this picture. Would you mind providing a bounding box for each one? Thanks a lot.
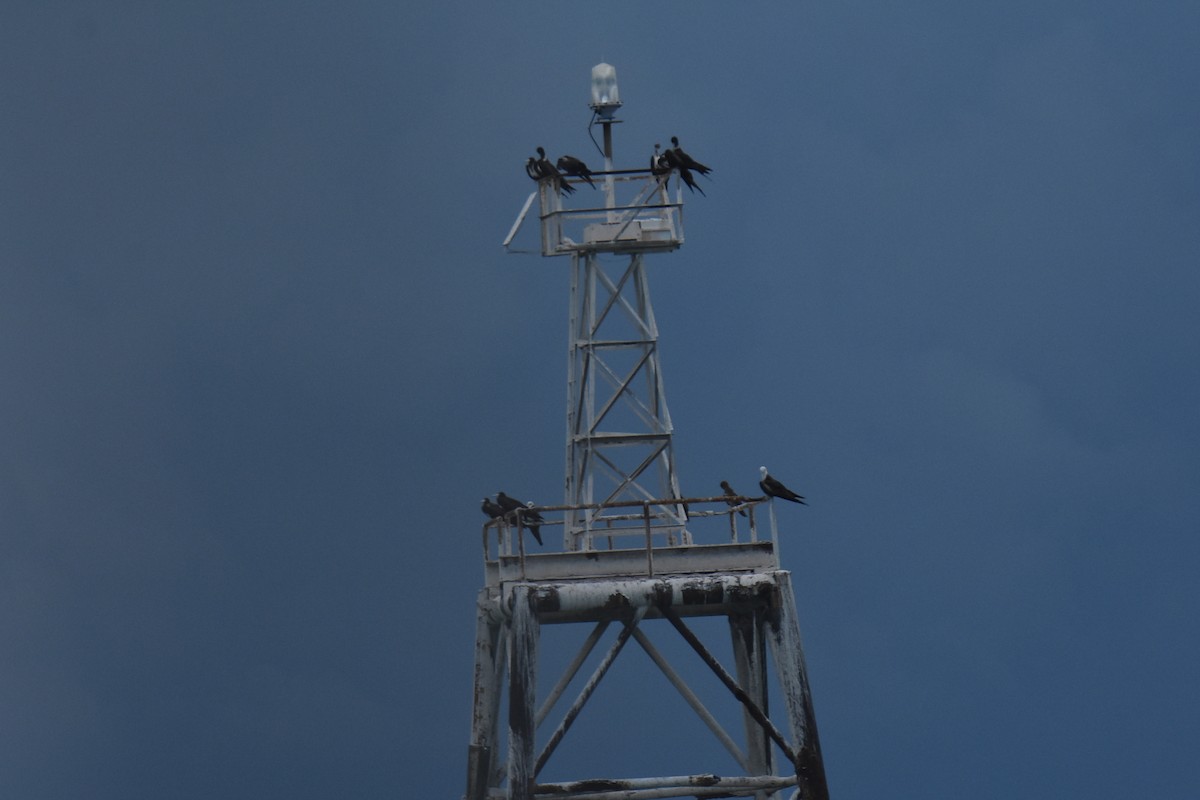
[589,62,622,119]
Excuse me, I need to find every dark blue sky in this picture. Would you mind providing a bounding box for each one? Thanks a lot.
[2,3,1198,798]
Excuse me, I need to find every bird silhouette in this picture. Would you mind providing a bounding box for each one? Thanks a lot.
[482,497,505,519]
[526,147,575,195]
[556,155,596,188]
[758,467,807,505]
[669,135,712,175]
[660,147,705,195]
[720,480,748,517]
[497,491,544,545]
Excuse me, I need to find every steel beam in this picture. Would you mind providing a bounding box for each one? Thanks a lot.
[534,607,648,777]
[766,572,829,800]
[508,586,540,800]
[467,590,506,800]
[730,612,772,800]
[536,621,610,727]
[631,627,749,770]
[662,608,798,766]
[530,772,799,800]
[508,573,778,621]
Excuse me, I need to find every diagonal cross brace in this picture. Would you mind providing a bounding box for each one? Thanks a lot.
[662,607,799,768]
[631,627,750,771]
[534,606,649,778]
[589,345,661,434]
[536,621,610,728]
[591,259,653,341]
[591,439,670,507]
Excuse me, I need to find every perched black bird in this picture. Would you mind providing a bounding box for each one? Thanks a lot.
[482,497,505,520]
[496,491,524,514]
[523,502,546,545]
[650,143,671,176]
[556,155,596,188]
[524,157,541,181]
[676,163,705,195]
[497,491,544,545]
[759,466,807,505]
[660,147,705,196]
[528,146,575,195]
[669,136,712,176]
[720,480,748,517]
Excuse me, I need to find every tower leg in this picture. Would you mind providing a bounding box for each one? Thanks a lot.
[466,592,505,800]
[730,611,772,800]
[507,586,540,800]
[766,573,829,800]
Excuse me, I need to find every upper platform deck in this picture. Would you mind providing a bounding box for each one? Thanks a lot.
[503,169,685,257]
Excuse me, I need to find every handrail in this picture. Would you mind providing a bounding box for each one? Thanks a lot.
[481,493,777,582]
[508,167,683,256]
[501,494,767,514]
[541,201,679,219]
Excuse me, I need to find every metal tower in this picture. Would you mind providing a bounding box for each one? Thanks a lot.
[474,64,831,800]
[563,213,687,549]
[505,67,688,551]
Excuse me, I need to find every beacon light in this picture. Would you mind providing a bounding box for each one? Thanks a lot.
[589,62,621,119]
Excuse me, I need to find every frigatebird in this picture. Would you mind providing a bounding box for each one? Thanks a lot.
[527,147,575,195]
[759,467,807,505]
[660,146,705,196]
[650,143,670,176]
[482,497,505,520]
[496,491,524,514]
[497,491,544,545]
[523,502,546,545]
[556,155,596,188]
[720,480,748,517]
[524,157,541,181]
[669,136,712,176]
[676,163,705,195]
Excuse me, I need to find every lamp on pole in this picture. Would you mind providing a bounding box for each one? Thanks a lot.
[589,62,622,214]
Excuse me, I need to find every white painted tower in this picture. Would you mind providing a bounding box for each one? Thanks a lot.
[472,65,831,800]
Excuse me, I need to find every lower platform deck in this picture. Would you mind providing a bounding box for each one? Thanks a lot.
[484,540,777,588]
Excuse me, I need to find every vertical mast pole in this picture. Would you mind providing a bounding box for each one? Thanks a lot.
[602,120,615,220]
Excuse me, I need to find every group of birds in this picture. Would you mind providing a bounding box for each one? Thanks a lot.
[651,136,711,195]
[481,491,546,546]
[524,147,593,196]
[525,136,711,197]
[721,466,807,517]
[482,467,804,547]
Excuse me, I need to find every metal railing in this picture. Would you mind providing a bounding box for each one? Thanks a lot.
[504,161,691,252]
[522,169,684,256]
[481,494,782,585]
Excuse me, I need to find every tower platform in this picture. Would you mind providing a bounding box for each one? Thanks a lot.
[483,542,777,594]
[504,169,684,258]
[467,497,829,800]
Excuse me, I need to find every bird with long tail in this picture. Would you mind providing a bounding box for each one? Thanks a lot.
[556,155,596,188]
[497,491,545,545]
[758,466,807,505]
